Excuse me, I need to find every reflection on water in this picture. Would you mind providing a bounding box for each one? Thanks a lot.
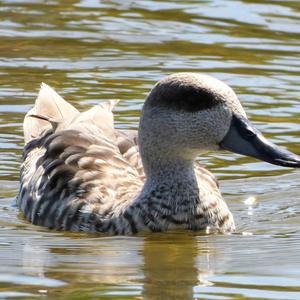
[1,0,300,299]
[2,219,300,299]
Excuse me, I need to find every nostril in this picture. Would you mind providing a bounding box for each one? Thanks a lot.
[245,127,256,137]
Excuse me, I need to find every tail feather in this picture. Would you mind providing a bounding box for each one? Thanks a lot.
[68,100,119,137]
[24,83,120,143]
[24,83,79,143]
[35,82,78,120]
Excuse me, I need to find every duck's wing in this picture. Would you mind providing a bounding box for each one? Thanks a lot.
[18,84,143,232]
[115,129,144,178]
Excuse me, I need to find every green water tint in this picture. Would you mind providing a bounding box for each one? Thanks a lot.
[1,0,300,299]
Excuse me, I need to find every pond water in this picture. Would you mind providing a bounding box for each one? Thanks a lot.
[1,0,300,299]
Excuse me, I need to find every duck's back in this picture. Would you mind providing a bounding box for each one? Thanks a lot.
[18,84,143,232]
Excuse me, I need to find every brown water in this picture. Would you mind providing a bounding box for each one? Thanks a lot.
[1,0,300,299]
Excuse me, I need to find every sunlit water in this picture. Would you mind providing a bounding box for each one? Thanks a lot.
[0,0,300,299]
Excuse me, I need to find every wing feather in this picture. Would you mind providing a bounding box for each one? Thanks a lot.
[19,84,142,231]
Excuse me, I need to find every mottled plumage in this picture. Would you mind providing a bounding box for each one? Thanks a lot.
[18,73,300,234]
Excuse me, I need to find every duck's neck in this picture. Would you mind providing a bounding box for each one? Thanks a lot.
[137,107,200,207]
[139,157,200,207]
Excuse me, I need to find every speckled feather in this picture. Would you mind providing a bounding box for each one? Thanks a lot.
[18,76,235,234]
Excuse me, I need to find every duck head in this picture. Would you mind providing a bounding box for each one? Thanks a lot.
[139,73,300,175]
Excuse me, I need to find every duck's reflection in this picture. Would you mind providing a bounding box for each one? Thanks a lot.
[142,232,199,299]
[20,232,224,298]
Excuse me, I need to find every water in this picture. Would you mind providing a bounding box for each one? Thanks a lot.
[0,0,300,298]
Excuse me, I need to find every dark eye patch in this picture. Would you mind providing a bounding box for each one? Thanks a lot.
[146,80,221,112]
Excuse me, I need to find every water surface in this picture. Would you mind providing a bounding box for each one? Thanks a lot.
[0,0,300,299]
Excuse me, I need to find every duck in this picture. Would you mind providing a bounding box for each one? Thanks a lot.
[17,73,300,234]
